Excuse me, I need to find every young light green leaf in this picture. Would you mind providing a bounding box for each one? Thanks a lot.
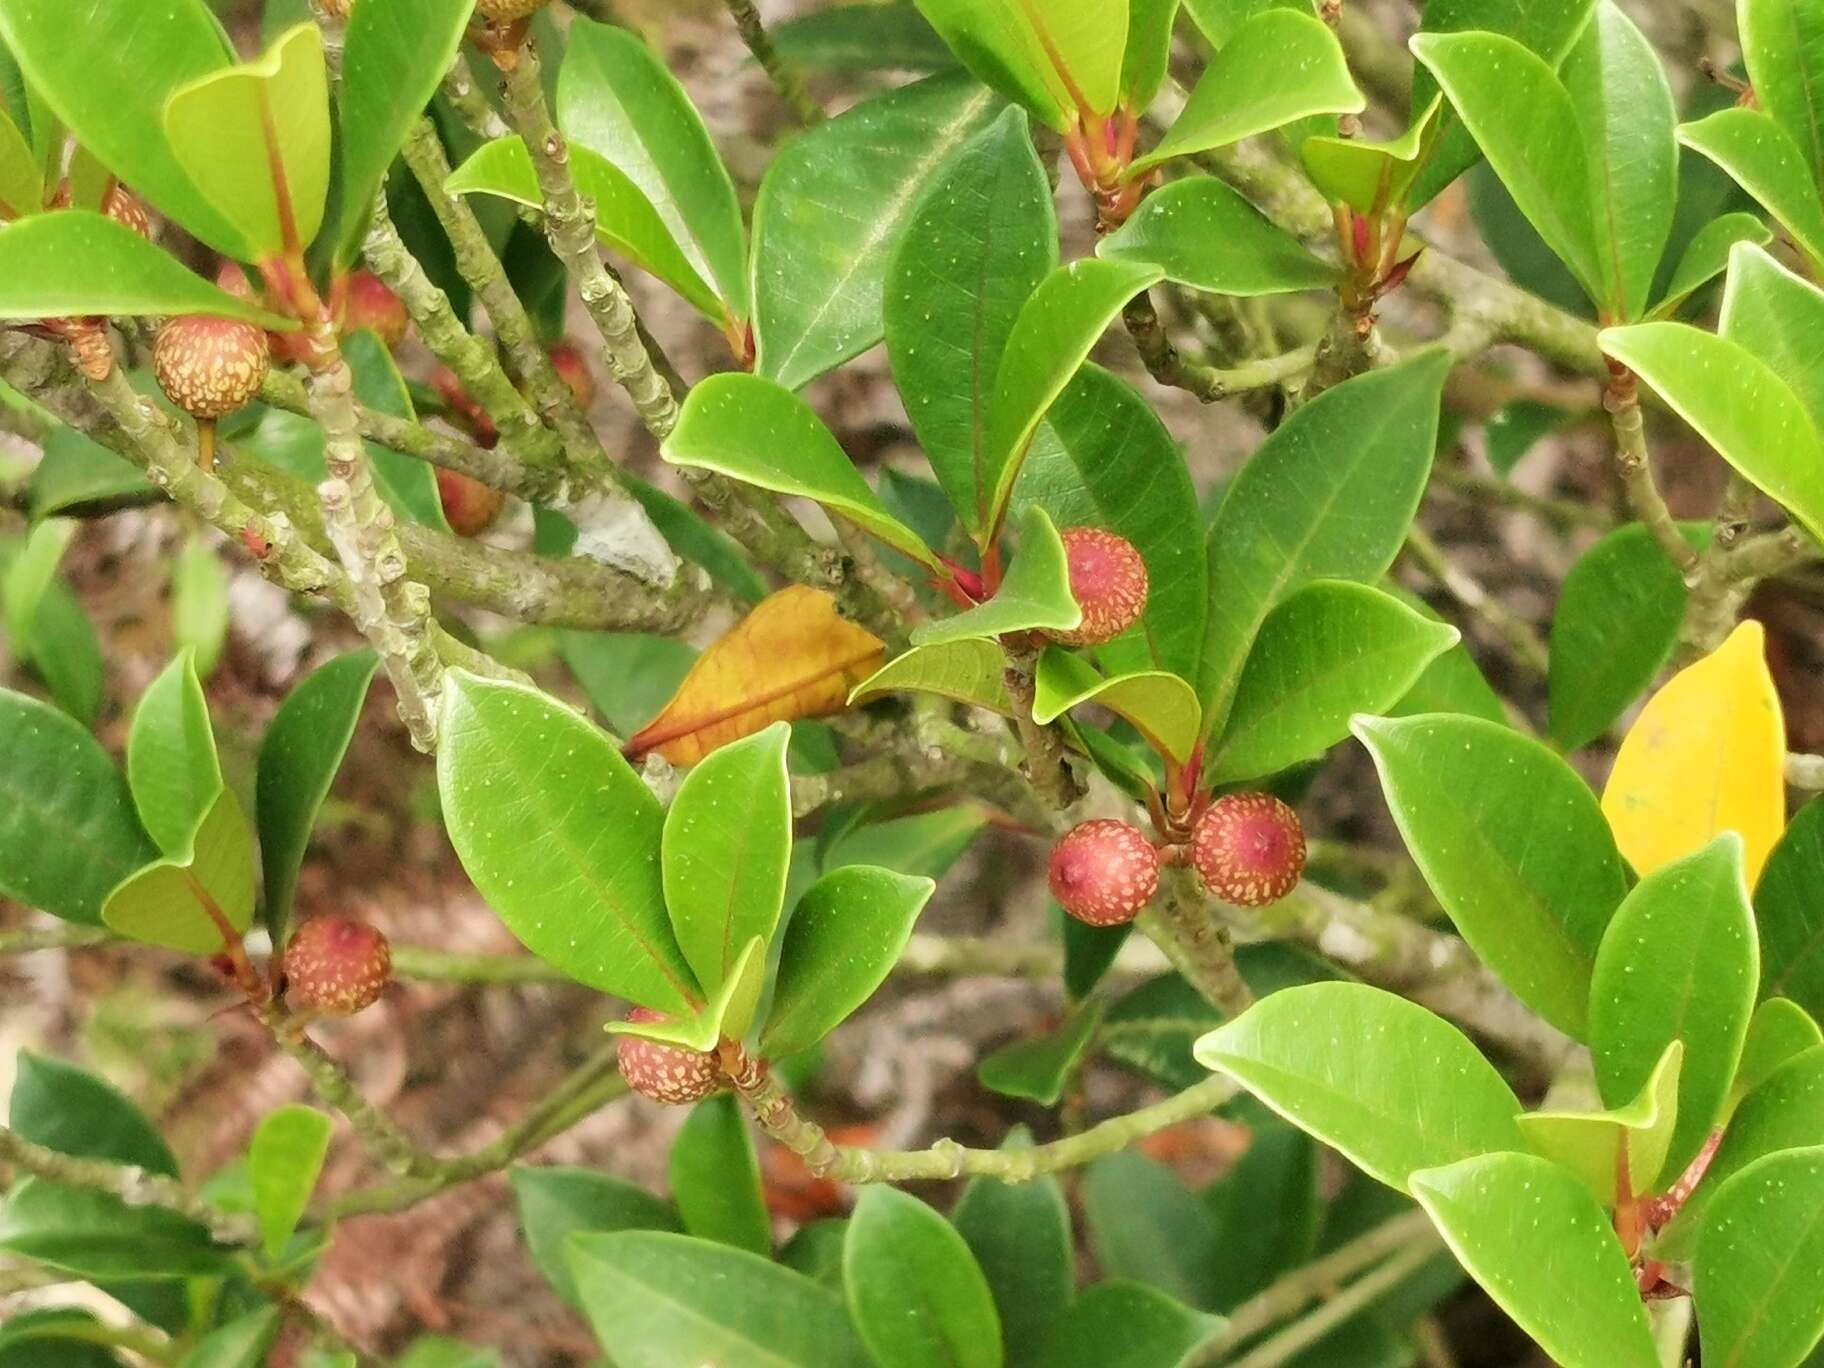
[1516,1040,1682,1205]
[849,640,1017,716]
[1032,649,1200,764]
[910,505,1079,646]
[179,1308,283,1368]
[913,0,1125,128]
[1735,998,1823,1104]
[603,936,765,1052]
[1650,212,1773,318]
[663,373,937,568]
[1301,96,1443,215]
[126,650,222,856]
[102,786,256,954]
[1194,982,1527,1193]
[1678,107,1824,271]
[248,1105,332,1260]
[662,722,792,994]
[1122,0,1182,111]
[3,515,75,647]
[753,73,998,388]
[669,1095,770,1257]
[1353,714,1627,1039]
[1097,175,1338,296]
[0,102,41,218]
[761,865,935,1058]
[1759,799,1824,1022]
[0,686,155,924]
[1038,1282,1225,1368]
[435,671,699,1014]
[885,105,1057,533]
[170,537,229,679]
[976,997,1105,1105]
[1211,581,1458,784]
[510,1167,679,1308]
[844,1186,1003,1368]
[1410,1152,1658,1368]
[1719,240,1824,431]
[953,1139,1073,1368]
[163,23,330,259]
[1199,349,1449,740]
[1740,0,1824,181]
[1696,1146,1824,1368]
[1133,10,1361,173]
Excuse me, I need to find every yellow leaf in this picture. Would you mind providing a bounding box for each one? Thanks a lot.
[626,586,885,765]
[1601,620,1786,887]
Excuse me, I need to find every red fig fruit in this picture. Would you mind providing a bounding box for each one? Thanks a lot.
[617,1008,722,1105]
[282,917,391,1016]
[1191,793,1307,908]
[1051,528,1148,647]
[1048,818,1160,926]
[436,469,506,537]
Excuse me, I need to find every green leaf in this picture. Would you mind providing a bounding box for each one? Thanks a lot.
[511,1167,679,1308]
[0,0,250,257]
[3,515,74,647]
[0,1179,227,1279]
[912,0,1125,128]
[1194,983,1527,1193]
[1696,1146,1824,1368]
[1038,1283,1224,1368]
[0,1309,132,1368]
[0,686,155,923]
[566,1230,871,1368]
[1199,350,1449,741]
[626,474,769,605]
[330,0,475,262]
[669,1095,770,1258]
[27,426,151,518]
[910,505,1080,645]
[977,996,1105,1104]
[1133,10,1361,173]
[170,537,228,679]
[885,105,1056,533]
[1759,798,1824,1021]
[849,640,1016,716]
[255,650,378,946]
[1409,1152,1658,1368]
[1720,240,1824,432]
[1409,32,1602,302]
[0,101,40,218]
[179,1310,283,1368]
[1384,589,1509,726]
[752,72,998,388]
[1032,649,1200,764]
[1678,106,1824,271]
[1353,714,1626,1038]
[248,1104,332,1260]
[773,5,956,74]
[952,1139,1073,1368]
[781,1219,850,1289]
[1011,365,1208,679]
[560,630,698,736]
[345,329,450,531]
[1122,0,1182,110]
[663,722,791,997]
[1735,998,1822,1103]
[1083,1151,1221,1307]
[1651,212,1774,317]
[1589,834,1759,1178]
[1301,97,1443,216]
[1211,581,1457,784]
[11,1051,176,1172]
[1516,1040,1682,1205]
[560,19,749,318]
[0,212,291,327]
[101,785,256,954]
[1099,175,1338,296]
[663,374,936,568]
[163,23,330,259]
[24,582,104,729]
[445,137,723,320]
[435,671,699,1013]
[1741,0,1824,181]
[1204,1126,1320,1307]
[126,649,221,855]
[604,936,766,1053]
[761,865,935,1058]
[1600,317,1824,543]
[844,1186,1003,1368]
[820,807,987,881]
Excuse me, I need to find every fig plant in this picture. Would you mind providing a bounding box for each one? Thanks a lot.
[0,0,1822,1364]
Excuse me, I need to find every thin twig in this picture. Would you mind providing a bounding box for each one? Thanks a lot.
[0,1125,255,1245]
[1123,291,1315,402]
[1404,523,1550,677]
[719,0,823,125]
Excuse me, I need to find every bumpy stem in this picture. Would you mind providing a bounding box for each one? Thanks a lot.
[1606,367,1699,577]
[1404,524,1550,677]
[719,0,823,125]
[271,1022,435,1178]
[1136,868,1256,1020]
[1122,291,1316,402]
[1002,650,1085,810]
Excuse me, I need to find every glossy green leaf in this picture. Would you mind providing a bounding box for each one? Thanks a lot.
[1651,214,1772,317]
[0,686,155,923]
[849,640,1016,716]
[1696,1146,1824,1368]
[603,936,766,1052]
[170,537,228,679]
[1736,998,1823,1103]
[1083,1151,1221,1307]
[1549,521,1704,751]
[885,105,1056,533]
[753,73,998,388]
[0,1309,134,1368]
[0,1178,227,1279]
[1199,350,1449,740]
[1741,0,1824,181]
[1354,714,1627,1038]
[913,0,1124,127]
[669,1095,770,1257]
[1032,649,1200,764]
[255,650,378,946]
[436,671,699,1013]
[344,329,449,531]
[846,1186,1002,1368]
[1409,1152,1657,1368]
[3,515,74,647]
[977,997,1105,1104]
[0,102,40,218]
[1760,797,1824,1022]
[953,1140,1073,1368]
[0,212,290,326]
[0,0,249,257]
[1516,1041,1682,1205]
[1194,983,1527,1193]
[329,0,475,262]
[445,136,723,320]
[1600,317,1824,542]
[512,1167,677,1307]
[761,865,935,1058]
[10,1051,176,1172]
[178,1309,282,1368]
[248,1104,332,1260]
[1410,32,1602,301]
[1212,581,1457,784]
[567,1230,870,1367]
[664,373,936,568]
[1039,1282,1223,1368]
[126,649,221,855]
[773,4,955,73]
[780,1219,850,1289]
[1678,106,1824,271]
[27,426,151,519]
[910,505,1079,646]
[1134,10,1361,173]
[1123,0,1182,110]
[1720,240,1824,431]
[1098,175,1337,296]
[101,785,255,954]
[1301,97,1443,215]
[560,19,748,316]
[560,630,697,737]
[663,722,791,996]
[163,23,330,258]
[820,806,988,881]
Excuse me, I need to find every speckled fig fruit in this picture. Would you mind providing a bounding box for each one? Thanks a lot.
[1191,793,1307,909]
[282,916,391,1016]
[153,315,270,420]
[618,1008,722,1104]
[1049,528,1148,647]
[1048,819,1159,926]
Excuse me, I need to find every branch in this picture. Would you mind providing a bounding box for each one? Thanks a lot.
[1001,649,1086,811]
[1403,524,1550,677]
[720,0,824,125]
[1135,868,1256,1020]
[1605,368,1700,576]
[1122,291,1316,402]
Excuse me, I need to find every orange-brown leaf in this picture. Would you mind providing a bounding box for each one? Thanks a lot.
[626,586,885,765]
